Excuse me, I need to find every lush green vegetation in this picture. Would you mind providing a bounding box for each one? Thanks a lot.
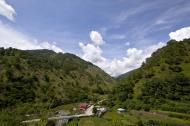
[1,39,190,126]
[67,110,190,126]
[0,48,115,125]
[103,39,190,126]
[114,39,190,102]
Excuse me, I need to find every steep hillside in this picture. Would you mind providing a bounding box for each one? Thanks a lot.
[112,39,190,112]
[0,48,115,109]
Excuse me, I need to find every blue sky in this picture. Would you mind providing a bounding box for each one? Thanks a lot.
[1,0,190,76]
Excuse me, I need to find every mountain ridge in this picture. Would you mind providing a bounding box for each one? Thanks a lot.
[112,39,190,109]
[0,47,115,109]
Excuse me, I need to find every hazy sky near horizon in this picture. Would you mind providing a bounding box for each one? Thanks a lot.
[0,0,190,76]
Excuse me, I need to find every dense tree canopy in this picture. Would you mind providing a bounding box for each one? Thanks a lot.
[0,48,115,109]
[112,39,190,111]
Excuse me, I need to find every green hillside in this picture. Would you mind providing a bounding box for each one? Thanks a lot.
[112,39,190,112]
[2,39,190,126]
[0,48,115,109]
[65,38,190,126]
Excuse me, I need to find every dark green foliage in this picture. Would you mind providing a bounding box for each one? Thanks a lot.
[169,65,182,72]
[168,113,190,120]
[0,48,115,109]
[160,101,190,114]
[112,39,190,112]
[144,120,178,126]
[142,74,190,100]
[111,79,134,102]
[46,120,56,126]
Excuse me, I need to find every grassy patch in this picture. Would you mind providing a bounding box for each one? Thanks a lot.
[154,110,190,120]
[181,63,190,76]
[132,110,190,126]
[67,109,190,126]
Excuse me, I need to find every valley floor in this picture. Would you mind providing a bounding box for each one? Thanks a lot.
[12,103,190,126]
[67,110,190,126]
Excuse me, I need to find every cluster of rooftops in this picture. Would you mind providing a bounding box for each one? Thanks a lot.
[79,103,126,114]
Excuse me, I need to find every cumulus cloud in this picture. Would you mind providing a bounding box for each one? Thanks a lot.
[101,42,165,76]
[79,31,166,76]
[169,26,190,41]
[79,42,105,63]
[0,22,64,53]
[90,31,104,45]
[0,0,16,21]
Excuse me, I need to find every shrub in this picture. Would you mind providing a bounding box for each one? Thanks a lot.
[142,105,151,112]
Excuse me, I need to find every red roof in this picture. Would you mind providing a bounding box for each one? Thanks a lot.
[79,103,89,110]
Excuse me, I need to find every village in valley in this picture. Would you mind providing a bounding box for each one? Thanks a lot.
[22,100,126,125]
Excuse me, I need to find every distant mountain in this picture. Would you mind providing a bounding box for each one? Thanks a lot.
[0,48,115,109]
[116,69,137,79]
[113,39,190,103]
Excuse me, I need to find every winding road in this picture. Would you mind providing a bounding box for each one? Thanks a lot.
[21,105,94,124]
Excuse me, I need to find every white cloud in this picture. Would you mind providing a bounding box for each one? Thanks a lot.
[79,42,105,63]
[79,31,166,76]
[90,31,104,45]
[0,22,64,53]
[38,41,64,53]
[102,42,165,76]
[0,1,63,53]
[0,0,16,21]
[0,0,64,53]
[169,26,190,41]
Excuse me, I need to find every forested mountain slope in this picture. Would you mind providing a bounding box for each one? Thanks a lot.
[0,48,115,109]
[112,39,190,111]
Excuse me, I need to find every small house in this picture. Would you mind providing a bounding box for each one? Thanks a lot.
[117,108,126,113]
[97,107,107,113]
[93,106,107,117]
[79,103,89,110]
